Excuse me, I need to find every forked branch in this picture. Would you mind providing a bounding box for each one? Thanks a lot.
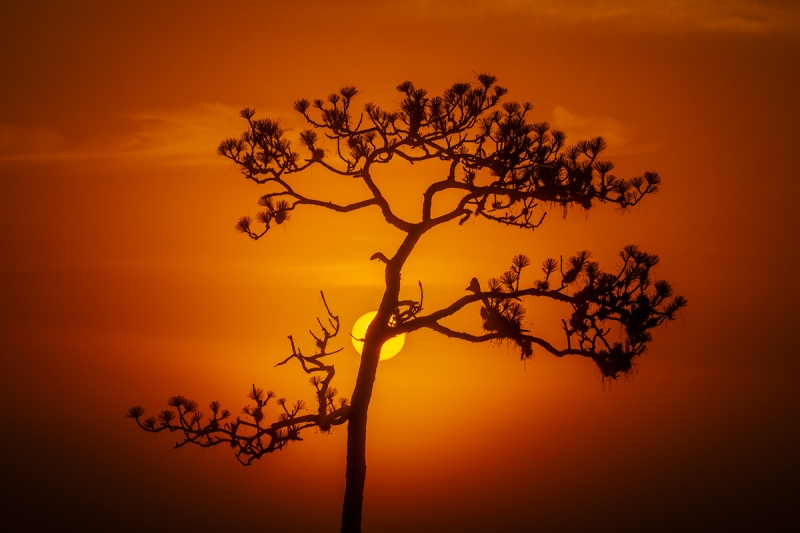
[220,74,661,240]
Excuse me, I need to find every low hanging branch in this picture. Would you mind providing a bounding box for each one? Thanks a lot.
[127,292,349,465]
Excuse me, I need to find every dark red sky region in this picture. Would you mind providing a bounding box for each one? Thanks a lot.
[2,1,799,531]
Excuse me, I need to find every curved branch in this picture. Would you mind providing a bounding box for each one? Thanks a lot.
[424,322,591,358]
[359,167,413,231]
[396,287,576,336]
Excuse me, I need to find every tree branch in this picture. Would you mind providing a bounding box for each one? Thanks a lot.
[127,292,350,463]
[424,322,592,358]
[396,247,686,378]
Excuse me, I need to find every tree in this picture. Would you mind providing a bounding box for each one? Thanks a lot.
[128,74,686,533]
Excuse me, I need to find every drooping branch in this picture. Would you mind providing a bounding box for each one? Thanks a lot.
[127,292,350,465]
[396,247,686,378]
[425,321,590,358]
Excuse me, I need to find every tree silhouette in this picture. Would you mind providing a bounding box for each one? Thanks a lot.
[128,74,686,533]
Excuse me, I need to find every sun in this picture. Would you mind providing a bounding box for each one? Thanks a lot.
[351,311,405,361]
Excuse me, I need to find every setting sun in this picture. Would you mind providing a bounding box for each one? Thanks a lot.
[351,311,405,361]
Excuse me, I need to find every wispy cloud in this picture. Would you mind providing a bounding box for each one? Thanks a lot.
[0,100,656,165]
[403,0,800,33]
[552,105,630,148]
[551,105,658,155]
[111,104,246,163]
[0,103,252,164]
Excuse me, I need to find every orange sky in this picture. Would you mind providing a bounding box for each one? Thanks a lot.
[2,1,799,531]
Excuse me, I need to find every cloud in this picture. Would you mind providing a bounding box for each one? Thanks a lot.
[551,105,661,155]
[0,104,255,164]
[402,0,800,34]
[0,102,653,164]
[111,104,245,163]
[552,105,624,149]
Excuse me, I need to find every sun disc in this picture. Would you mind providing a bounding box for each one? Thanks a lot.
[351,311,405,361]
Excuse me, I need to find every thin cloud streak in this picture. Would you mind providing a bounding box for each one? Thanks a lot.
[0,101,659,166]
[0,104,259,164]
[403,0,800,33]
[551,105,659,156]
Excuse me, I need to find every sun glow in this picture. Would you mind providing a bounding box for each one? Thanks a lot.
[350,311,405,361]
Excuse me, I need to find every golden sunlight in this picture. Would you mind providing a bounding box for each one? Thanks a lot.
[351,311,405,361]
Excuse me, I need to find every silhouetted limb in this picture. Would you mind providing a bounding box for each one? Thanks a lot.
[127,292,349,465]
[396,246,686,378]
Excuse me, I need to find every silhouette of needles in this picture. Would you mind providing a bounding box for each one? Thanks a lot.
[129,74,686,533]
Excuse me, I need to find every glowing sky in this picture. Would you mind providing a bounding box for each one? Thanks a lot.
[2,1,799,531]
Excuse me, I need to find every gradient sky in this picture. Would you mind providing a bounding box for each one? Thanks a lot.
[2,1,799,531]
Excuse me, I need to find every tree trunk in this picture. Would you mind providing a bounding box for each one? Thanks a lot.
[340,338,380,533]
[340,229,421,533]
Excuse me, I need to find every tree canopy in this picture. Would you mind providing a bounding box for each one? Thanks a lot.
[129,74,686,533]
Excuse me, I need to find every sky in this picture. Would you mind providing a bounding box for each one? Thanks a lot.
[2,1,799,531]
